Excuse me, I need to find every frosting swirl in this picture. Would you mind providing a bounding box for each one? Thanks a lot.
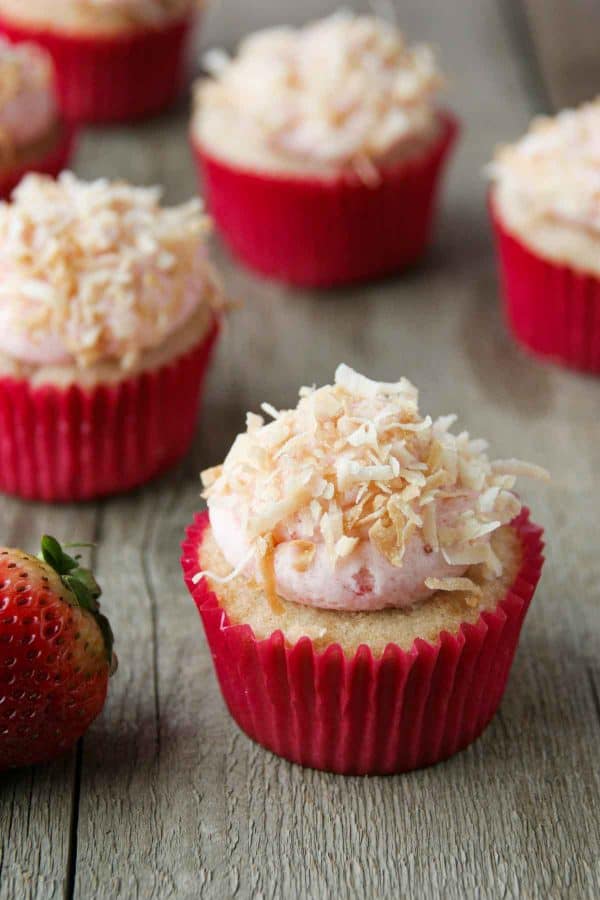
[195,12,443,173]
[201,366,547,612]
[0,172,221,368]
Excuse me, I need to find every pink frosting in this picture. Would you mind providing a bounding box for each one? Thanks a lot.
[208,497,477,611]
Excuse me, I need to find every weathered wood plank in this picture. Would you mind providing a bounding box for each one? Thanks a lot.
[0,501,97,900]
[520,0,600,109]
[72,1,600,898]
[2,1,600,898]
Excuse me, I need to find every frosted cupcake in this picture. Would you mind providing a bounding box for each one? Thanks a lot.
[0,0,201,123]
[0,172,222,501]
[191,12,458,287]
[182,366,546,774]
[490,99,600,373]
[0,38,74,197]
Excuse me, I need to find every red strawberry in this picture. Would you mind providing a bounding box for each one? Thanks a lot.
[0,535,116,771]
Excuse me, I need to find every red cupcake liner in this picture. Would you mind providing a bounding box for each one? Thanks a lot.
[192,112,459,287]
[0,121,76,199]
[491,198,600,373]
[0,320,219,502]
[0,13,198,123]
[182,507,544,775]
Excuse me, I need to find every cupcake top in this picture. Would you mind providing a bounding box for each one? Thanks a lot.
[0,172,221,369]
[201,366,547,613]
[0,0,195,32]
[195,11,444,176]
[491,99,600,238]
[0,39,57,162]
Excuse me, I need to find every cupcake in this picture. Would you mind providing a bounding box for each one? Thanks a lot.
[0,38,75,198]
[182,365,546,774]
[0,0,201,123]
[490,99,600,373]
[191,12,458,287]
[0,172,222,502]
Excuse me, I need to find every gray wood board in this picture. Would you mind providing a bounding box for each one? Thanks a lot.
[521,0,600,109]
[1,1,600,898]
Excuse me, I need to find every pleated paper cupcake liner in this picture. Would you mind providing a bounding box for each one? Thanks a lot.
[192,112,459,288]
[0,320,219,502]
[182,507,544,775]
[491,200,600,373]
[0,121,76,199]
[0,14,197,123]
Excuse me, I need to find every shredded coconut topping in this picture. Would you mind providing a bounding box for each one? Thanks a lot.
[202,365,548,607]
[0,172,222,368]
[489,98,600,234]
[197,11,443,170]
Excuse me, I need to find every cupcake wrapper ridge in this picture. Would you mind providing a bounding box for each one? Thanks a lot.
[491,200,600,373]
[182,507,544,775]
[0,14,197,123]
[193,112,459,288]
[0,121,76,199]
[0,320,219,502]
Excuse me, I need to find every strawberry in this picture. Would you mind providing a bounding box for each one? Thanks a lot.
[0,535,116,771]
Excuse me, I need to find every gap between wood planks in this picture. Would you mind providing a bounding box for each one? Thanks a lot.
[64,507,102,900]
[497,0,553,113]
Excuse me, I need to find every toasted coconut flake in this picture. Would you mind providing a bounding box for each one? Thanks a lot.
[289,540,316,572]
[347,422,378,448]
[246,412,264,432]
[421,502,439,552]
[249,487,312,537]
[193,544,255,586]
[335,536,359,559]
[424,576,482,596]
[201,465,223,489]
[261,402,280,420]
[257,534,284,614]
[492,459,550,480]
[335,364,418,405]
[321,504,344,564]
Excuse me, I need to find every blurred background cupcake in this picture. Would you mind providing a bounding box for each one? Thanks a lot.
[183,365,546,775]
[0,37,74,197]
[191,10,458,287]
[0,0,202,123]
[0,172,223,502]
[490,99,600,374]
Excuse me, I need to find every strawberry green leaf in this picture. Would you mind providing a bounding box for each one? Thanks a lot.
[69,567,102,601]
[62,575,98,612]
[38,535,114,673]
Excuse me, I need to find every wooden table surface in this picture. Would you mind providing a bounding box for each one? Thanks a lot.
[1,2,599,898]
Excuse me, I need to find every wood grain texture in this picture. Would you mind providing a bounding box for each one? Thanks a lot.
[520,0,600,109]
[0,503,97,900]
[1,1,600,898]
